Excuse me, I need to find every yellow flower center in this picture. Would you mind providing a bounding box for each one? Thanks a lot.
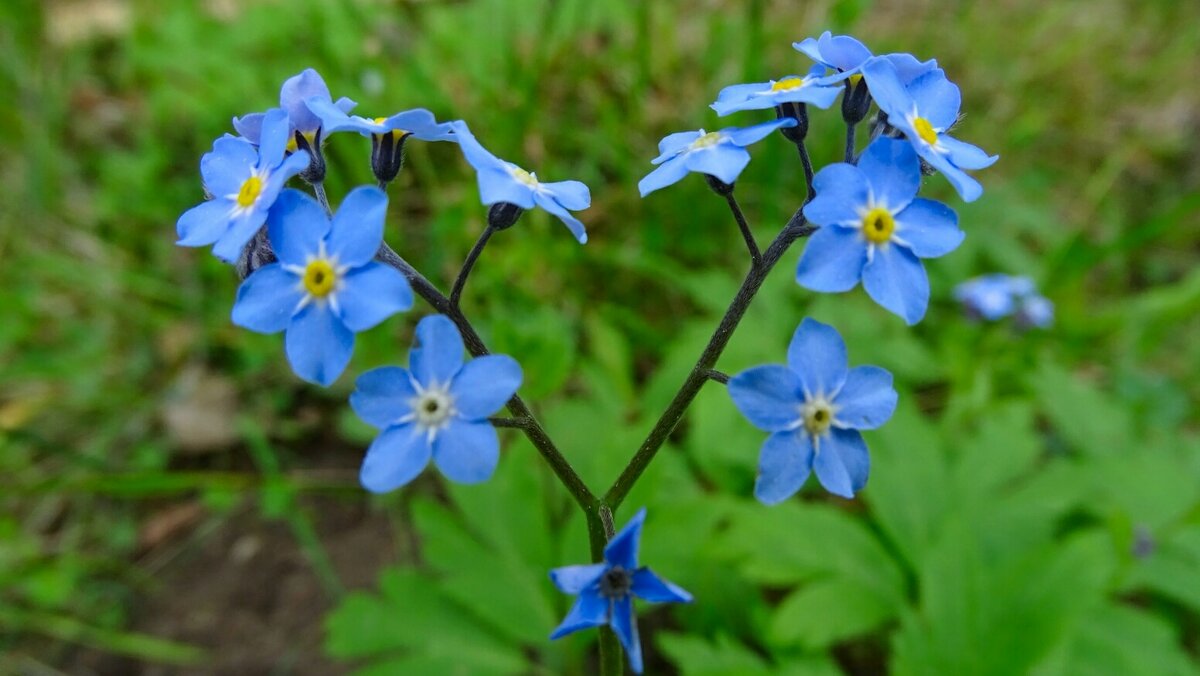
[285,135,298,153]
[511,167,539,187]
[691,131,722,149]
[862,207,896,244]
[771,77,806,92]
[802,399,836,436]
[912,116,939,145]
[303,259,337,297]
[373,117,388,125]
[848,73,863,86]
[236,175,263,208]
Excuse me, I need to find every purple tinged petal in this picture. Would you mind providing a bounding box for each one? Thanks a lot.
[387,109,455,141]
[285,302,354,386]
[833,366,897,430]
[862,244,930,325]
[540,179,590,211]
[787,318,849,397]
[728,365,805,432]
[549,592,609,640]
[328,186,387,267]
[816,428,870,497]
[723,118,797,146]
[334,96,356,114]
[409,314,465,386]
[359,423,432,493]
[920,148,984,202]
[818,32,873,71]
[267,189,329,266]
[857,138,920,211]
[938,135,999,170]
[201,136,257,196]
[795,224,868,293]
[895,198,963,258]
[176,199,233,248]
[754,430,815,505]
[604,508,646,571]
[304,96,357,134]
[257,108,292,169]
[683,144,750,185]
[862,57,917,120]
[638,157,690,197]
[533,192,589,244]
[611,596,643,674]
[232,113,265,144]
[549,564,607,595]
[449,355,522,419]
[630,568,692,604]
[432,419,499,484]
[802,163,869,226]
[231,264,302,333]
[907,69,960,130]
[280,68,332,133]
[350,366,419,429]
[336,263,413,332]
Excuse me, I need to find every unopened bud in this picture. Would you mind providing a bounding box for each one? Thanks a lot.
[487,202,525,231]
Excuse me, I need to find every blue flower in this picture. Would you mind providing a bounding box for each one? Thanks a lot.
[955,274,1053,328]
[232,68,356,147]
[350,315,523,491]
[796,137,965,325]
[638,118,796,196]
[231,187,412,386]
[793,32,937,84]
[451,121,591,244]
[177,108,310,262]
[710,64,841,116]
[861,57,997,202]
[302,100,458,142]
[728,318,898,502]
[549,508,692,674]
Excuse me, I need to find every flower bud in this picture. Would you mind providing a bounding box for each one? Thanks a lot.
[775,101,809,143]
[295,130,327,184]
[841,78,872,125]
[371,130,410,186]
[487,201,525,231]
[703,173,734,195]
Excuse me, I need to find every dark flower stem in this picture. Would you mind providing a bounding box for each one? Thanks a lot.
[844,123,857,164]
[450,225,496,308]
[724,192,761,268]
[704,369,730,384]
[797,142,815,201]
[604,210,816,509]
[312,182,334,217]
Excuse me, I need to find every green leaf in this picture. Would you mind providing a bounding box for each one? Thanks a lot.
[767,576,897,649]
[1031,364,1134,456]
[1053,603,1198,676]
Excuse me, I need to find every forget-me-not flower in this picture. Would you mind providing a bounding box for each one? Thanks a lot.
[303,99,458,142]
[177,108,310,263]
[728,318,898,502]
[710,64,841,116]
[231,187,412,386]
[862,57,997,202]
[549,508,692,674]
[451,121,591,244]
[350,314,523,491]
[794,32,937,84]
[232,68,356,148]
[796,137,965,325]
[955,274,1053,328]
[638,118,796,196]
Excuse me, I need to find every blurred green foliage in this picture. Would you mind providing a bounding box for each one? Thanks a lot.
[1,0,1198,673]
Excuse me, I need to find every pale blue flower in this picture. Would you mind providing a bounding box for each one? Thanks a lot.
[711,64,841,116]
[638,118,796,196]
[232,68,356,145]
[303,100,458,142]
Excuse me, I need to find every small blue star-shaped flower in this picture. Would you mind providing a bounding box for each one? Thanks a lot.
[350,314,523,491]
[796,137,965,325]
[728,318,898,503]
[549,508,692,674]
[302,99,458,143]
[710,64,841,116]
[451,121,591,244]
[232,68,356,146]
[861,57,998,202]
[231,186,412,386]
[637,118,796,196]
[954,274,1053,328]
[793,31,938,85]
[177,108,310,263]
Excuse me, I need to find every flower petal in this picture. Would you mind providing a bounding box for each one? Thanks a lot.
[549,592,609,640]
[938,135,999,170]
[833,366,897,430]
[787,318,849,397]
[452,121,508,173]
[257,108,292,168]
[350,366,418,429]
[604,508,646,571]
[285,302,354,386]
[432,418,499,484]
[817,32,873,71]
[857,137,920,212]
[267,189,330,266]
[654,131,702,160]
[232,113,264,144]
[336,263,413,332]
[328,186,388,267]
[201,136,257,196]
[862,244,930,325]
[611,596,643,674]
[533,192,589,244]
[231,264,302,333]
[920,148,984,202]
[883,53,939,84]
[802,163,869,226]
[794,223,868,293]
[388,108,455,141]
[280,68,331,133]
[540,179,591,211]
[727,365,805,432]
[637,157,691,197]
[304,96,357,134]
[683,144,750,185]
[549,563,607,595]
[176,199,233,248]
[409,314,465,386]
[813,429,870,498]
[753,430,815,505]
[478,167,536,208]
[711,82,775,116]
[449,355,522,419]
[895,198,962,258]
[861,57,916,120]
[212,211,267,264]
[907,69,960,130]
[359,423,432,493]
[631,568,692,603]
[723,118,797,147]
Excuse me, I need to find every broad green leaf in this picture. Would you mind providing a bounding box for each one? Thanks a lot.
[767,576,897,649]
[1031,364,1134,456]
[1051,603,1198,676]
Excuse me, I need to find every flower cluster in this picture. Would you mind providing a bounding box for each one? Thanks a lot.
[955,274,1054,328]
